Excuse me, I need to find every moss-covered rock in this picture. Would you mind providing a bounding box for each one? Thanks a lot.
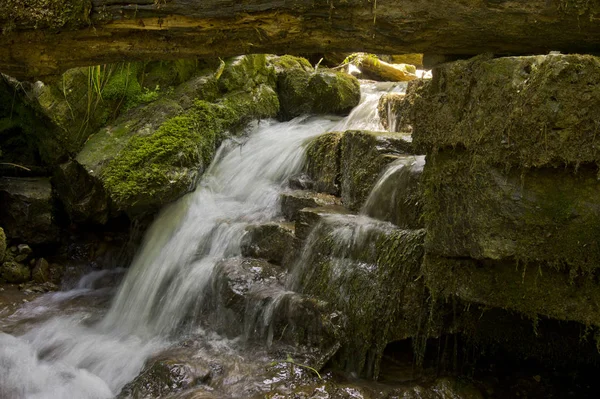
[377,80,427,133]
[293,216,427,378]
[0,177,58,244]
[424,254,600,328]
[340,130,414,211]
[68,55,279,219]
[303,132,343,195]
[271,56,360,120]
[424,150,600,271]
[409,54,600,168]
[0,261,30,283]
[362,155,425,229]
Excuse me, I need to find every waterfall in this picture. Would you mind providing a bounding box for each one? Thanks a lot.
[0,81,404,399]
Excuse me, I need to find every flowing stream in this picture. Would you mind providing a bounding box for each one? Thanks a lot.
[0,81,407,399]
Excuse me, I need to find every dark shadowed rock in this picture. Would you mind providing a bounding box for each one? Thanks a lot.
[0,177,58,244]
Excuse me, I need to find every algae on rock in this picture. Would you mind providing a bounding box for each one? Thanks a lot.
[71,54,279,218]
[292,216,427,378]
[271,55,360,120]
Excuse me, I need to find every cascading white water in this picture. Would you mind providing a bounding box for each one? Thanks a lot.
[0,81,401,399]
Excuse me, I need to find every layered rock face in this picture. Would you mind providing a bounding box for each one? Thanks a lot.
[388,54,600,361]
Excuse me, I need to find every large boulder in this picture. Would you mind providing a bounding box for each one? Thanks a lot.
[0,261,30,284]
[270,56,360,120]
[0,177,58,244]
[61,55,279,219]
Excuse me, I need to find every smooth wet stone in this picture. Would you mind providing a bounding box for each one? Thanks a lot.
[281,190,342,222]
[241,222,299,266]
[118,351,212,399]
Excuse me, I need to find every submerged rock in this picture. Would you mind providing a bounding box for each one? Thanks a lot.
[271,55,360,120]
[118,351,212,399]
[0,177,58,244]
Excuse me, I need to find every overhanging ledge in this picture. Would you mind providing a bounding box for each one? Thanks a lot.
[1,0,599,80]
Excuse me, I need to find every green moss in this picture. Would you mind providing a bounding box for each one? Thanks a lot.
[0,0,91,30]
[268,55,313,72]
[295,219,426,378]
[304,132,343,195]
[411,54,600,169]
[101,100,220,207]
[103,63,143,110]
[217,54,276,93]
[422,150,600,273]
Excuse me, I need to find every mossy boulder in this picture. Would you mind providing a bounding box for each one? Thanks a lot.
[271,56,360,120]
[66,55,279,219]
[340,130,414,211]
[409,54,600,168]
[0,261,30,283]
[0,177,58,244]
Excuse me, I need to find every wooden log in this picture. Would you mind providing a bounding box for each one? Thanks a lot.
[1,0,599,80]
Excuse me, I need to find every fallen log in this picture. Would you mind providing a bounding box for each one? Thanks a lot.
[1,0,600,80]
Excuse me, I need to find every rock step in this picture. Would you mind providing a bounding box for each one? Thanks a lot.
[206,256,342,362]
[280,190,343,222]
[240,222,299,268]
